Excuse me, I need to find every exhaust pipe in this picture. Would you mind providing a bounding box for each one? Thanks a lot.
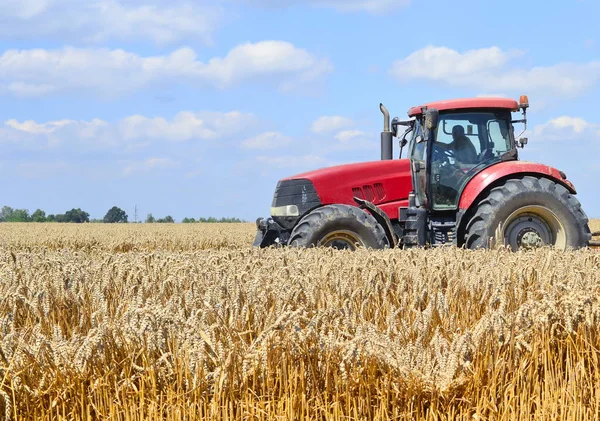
[380,103,393,160]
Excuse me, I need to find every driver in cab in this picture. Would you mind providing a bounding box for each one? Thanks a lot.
[431,124,478,206]
[436,125,478,165]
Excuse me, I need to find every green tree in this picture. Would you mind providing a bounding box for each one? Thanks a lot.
[145,213,155,223]
[103,206,128,223]
[182,217,196,223]
[197,216,244,223]
[64,208,90,223]
[6,209,30,222]
[0,206,14,222]
[46,214,57,222]
[156,215,175,223]
[31,209,46,222]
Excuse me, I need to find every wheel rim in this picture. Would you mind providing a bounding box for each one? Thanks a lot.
[502,205,566,251]
[318,230,365,250]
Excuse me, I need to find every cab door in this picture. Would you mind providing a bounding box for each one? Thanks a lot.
[408,120,428,207]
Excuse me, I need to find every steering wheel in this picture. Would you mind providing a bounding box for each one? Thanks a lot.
[432,144,455,164]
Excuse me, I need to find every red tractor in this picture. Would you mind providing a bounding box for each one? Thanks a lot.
[254,96,593,250]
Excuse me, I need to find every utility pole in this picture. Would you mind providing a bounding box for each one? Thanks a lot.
[134,205,138,223]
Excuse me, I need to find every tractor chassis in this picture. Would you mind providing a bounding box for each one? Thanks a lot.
[254,198,457,249]
[254,214,600,250]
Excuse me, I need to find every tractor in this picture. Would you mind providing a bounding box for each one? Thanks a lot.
[254,96,595,251]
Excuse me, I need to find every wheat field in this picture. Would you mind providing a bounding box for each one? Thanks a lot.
[1,222,600,420]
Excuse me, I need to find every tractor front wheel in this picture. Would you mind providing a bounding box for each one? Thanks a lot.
[289,204,388,250]
[465,176,591,250]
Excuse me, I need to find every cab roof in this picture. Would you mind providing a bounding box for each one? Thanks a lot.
[407,97,519,117]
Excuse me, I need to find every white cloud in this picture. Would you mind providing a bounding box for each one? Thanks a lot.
[532,116,598,141]
[0,0,221,45]
[309,118,374,151]
[121,111,256,142]
[241,132,292,149]
[538,116,590,134]
[5,119,76,135]
[0,110,257,151]
[311,116,354,133]
[335,130,367,143]
[0,42,332,97]
[390,45,600,97]
[2,118,111,149]
[392,46,518,80]
[0,0,50,19]
[206,41,333,91]
[239,0,412,14]
[322,0,411,13]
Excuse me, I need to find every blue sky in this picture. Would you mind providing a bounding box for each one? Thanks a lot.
[1,0,599,221]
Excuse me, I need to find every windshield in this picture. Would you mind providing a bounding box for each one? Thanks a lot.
[430,110,514,209]
[436,111,513,159]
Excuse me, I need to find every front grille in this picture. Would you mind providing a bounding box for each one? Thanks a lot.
[272,179,320,208]
[271,179,321,229]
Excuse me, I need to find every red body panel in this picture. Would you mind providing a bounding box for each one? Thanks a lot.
[408,97,519,117]
[286,160,412,218]
[459,161,575,210]
[377,200,409,220]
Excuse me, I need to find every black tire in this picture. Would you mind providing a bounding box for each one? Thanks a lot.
[288,204,388,250]
[465,176,591,250]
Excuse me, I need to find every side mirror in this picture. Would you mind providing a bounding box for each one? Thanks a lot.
[425,108,439,130]
[398,137,408,158]
[391,117,399,136]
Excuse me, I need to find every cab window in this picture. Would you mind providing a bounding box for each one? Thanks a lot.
[438,119,481,154]
[430,110,514,210]
[409,120,425,160]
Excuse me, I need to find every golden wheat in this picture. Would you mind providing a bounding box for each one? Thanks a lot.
[0,222,599,420]
[0,222,257,252]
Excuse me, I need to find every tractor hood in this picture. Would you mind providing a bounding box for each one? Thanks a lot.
[284,159,412,207]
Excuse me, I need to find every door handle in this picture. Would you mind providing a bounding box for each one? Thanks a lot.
[412,161,426,172]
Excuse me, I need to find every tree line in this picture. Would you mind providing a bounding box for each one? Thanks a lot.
[0,206,91,223]
[181,217,244,223]
[0,206,245,223]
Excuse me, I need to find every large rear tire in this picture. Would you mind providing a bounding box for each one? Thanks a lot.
[465,176,591,250]
[289,204,388,250]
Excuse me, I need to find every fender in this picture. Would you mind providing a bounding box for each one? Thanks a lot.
[459,161,576,210]
[353,197,398,247]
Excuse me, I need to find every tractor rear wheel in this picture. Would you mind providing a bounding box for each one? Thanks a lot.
[289,204,388,250]
[465,176,591,250]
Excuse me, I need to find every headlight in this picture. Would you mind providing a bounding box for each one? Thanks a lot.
[271,205,299,217]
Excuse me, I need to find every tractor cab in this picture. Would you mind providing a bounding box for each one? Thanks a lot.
[402,97,526,212]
